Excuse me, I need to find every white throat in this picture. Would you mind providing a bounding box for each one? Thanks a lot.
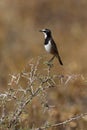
[44,40,52,53]
[43,32,47,39]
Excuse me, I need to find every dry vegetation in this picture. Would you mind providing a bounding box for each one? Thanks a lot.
[0,57,87,130]
[0,0,87,130]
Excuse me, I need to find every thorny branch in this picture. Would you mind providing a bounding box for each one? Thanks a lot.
[34,113,87,130]
[0,57,86,129]
[35,112,87,130]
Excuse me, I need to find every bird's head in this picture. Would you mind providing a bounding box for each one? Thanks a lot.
[39,29,51,39]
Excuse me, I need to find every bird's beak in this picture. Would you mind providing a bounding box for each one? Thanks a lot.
[39,30,43,32]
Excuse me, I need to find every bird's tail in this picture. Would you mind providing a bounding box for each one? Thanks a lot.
[56,54,63,65]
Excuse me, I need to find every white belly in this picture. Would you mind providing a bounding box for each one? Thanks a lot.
[44,41,52,53]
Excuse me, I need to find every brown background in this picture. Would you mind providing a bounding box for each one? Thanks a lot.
[0,0,87,129]
[0,0,87,89]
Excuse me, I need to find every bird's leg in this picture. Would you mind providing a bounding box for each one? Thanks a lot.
[44,55,55,67]
[48,55,55,63]
[44,56,55,67]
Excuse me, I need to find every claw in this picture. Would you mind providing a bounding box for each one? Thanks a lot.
[44,61,53,67]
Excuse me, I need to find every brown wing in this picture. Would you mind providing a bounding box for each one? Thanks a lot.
[51,39,63,65]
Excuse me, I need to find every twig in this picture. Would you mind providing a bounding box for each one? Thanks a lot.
[36,113,87,130]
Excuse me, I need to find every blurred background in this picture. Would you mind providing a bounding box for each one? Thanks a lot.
[0,0,87,88]
[0,0,87,129]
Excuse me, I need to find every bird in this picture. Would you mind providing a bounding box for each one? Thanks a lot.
[39,28,63,65]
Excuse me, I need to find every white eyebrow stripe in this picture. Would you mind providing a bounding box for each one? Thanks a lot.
[42,29,46,31]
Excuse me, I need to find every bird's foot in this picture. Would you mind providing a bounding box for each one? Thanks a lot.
[44,61,53,67]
